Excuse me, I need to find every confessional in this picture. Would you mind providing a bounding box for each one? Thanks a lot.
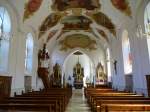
[73,62,84,89]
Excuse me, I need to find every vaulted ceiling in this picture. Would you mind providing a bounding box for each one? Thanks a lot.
[7,0,141,50]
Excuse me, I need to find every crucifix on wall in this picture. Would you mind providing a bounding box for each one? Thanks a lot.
[114,60,117,74]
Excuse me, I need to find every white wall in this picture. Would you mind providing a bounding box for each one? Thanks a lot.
[109,0,150,95]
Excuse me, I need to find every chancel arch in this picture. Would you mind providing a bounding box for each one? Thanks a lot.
[62,50,95,88]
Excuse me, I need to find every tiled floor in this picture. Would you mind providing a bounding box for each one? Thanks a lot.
[65,89,91,112]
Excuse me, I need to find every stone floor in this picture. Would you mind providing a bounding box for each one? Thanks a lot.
[65,88,91,112]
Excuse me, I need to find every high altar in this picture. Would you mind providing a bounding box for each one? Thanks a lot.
[73,62,84,89]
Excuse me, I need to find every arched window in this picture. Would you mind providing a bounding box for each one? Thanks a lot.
[106,48,111,82]
[144,2,150,60]
[122,30,132,74]
[144,2,150,38]
[0,7,11,72]
[25,33,34,74]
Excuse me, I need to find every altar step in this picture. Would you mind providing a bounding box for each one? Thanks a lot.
[65,89,91,112]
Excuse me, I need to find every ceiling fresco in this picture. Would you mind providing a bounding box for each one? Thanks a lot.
[46,30,58,42]
[20,0,134,50]
[111,0,132,17]
[92,12,116,36]
[38,13,62,39]
[51,0,101,11]
[96,29,109,42]
[23,0,43,21]
[61,16,92,31]
[59,34,97,51]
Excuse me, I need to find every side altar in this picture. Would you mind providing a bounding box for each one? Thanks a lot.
[73,62,84,89]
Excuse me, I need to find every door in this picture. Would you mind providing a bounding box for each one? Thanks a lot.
[125,74,133,92]
[24,76,32,93]
[146,75,150,97]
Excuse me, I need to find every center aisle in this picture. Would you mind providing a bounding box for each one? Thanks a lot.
[65,89,91,112]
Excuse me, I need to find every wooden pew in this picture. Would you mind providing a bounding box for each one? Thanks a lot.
[0,103,54,112]
[100,104,150,112]
[84,87,150,112]
[7,96,63,112]
[0,99,58,112]
[0,88,72,112]
[95,100,150,112]
[15,94,67,111]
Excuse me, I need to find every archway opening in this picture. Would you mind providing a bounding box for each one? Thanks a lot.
[62,50,94,88]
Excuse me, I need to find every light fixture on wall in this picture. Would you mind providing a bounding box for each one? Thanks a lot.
[136,6,150,38]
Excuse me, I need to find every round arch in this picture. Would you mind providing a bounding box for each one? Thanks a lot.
[62,49,95,87]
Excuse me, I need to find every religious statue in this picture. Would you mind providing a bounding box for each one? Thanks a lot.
[38,43,50,68]
[73,62,84,89]
[114,60,117,74]
[37,43,50,89]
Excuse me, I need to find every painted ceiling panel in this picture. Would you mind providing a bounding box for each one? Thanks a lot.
[59,34,97,51]
[6,0,141,49]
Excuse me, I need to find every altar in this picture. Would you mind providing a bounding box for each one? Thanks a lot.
[73,62,84,89]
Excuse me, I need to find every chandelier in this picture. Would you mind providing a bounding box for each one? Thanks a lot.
[136,6,150,38]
